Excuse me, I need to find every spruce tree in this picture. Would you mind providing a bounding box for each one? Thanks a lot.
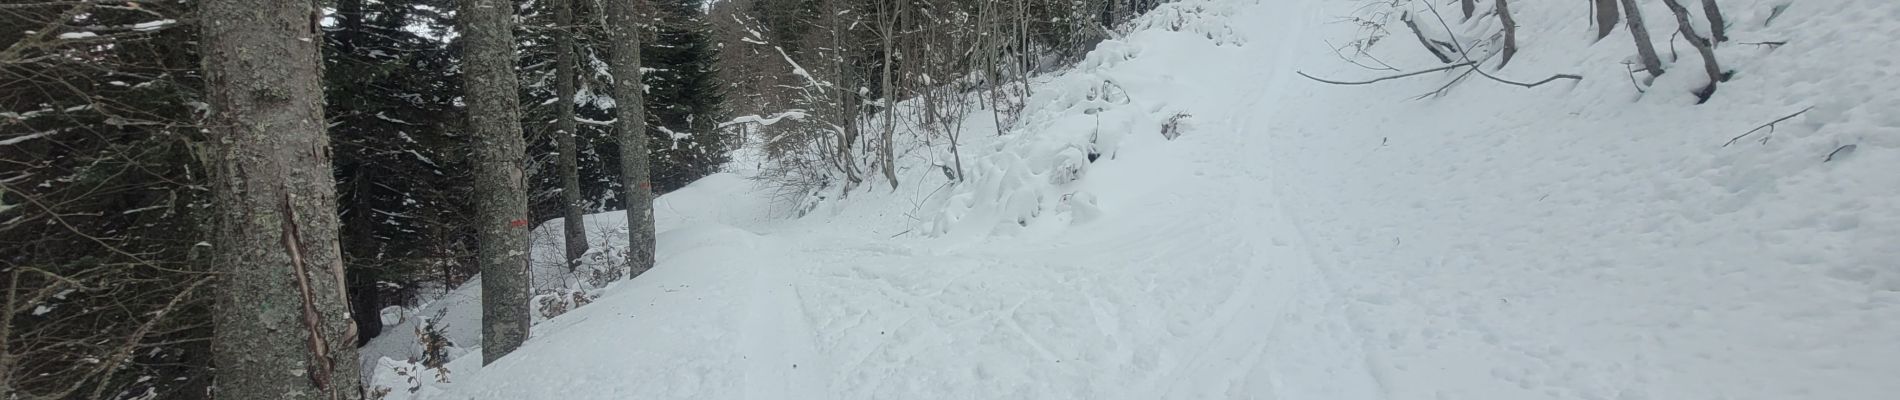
[324,0,472,346]
[646,0,732,192]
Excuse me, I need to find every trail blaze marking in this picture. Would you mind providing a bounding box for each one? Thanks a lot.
[510,219,530,228]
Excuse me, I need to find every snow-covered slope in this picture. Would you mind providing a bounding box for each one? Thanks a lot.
[369,0,1900,399]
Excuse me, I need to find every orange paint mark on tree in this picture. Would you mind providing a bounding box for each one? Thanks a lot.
[510,219,530,228]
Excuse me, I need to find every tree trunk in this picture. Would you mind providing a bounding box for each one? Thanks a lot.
[554,0,590,270]
[1661,0,1722,102]
[201,0,361,396]
[605,0,656,280]
[1403,12,1455,64]
[1592,0,1620,41]
[1461,0,1476,21]
[1496,0,1518,68]
[455,0,533,365]
[1619,0,1665,77]
[878,0,900,190]
[1699,0,1727,43]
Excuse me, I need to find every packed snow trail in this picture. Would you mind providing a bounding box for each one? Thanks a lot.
[376,0,1900,399]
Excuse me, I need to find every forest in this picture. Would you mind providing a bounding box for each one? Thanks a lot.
[9,0,1882,399]
[1,0,1166,398]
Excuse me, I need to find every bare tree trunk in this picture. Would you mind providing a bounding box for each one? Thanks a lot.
[1496,0,1518,68]
[604,0,656,280]
[1699,0,1727,43]
[1461,0,1476,21]
[1619,0,1665,77]
[456,0,533,365]
[877,0,900,190]
[1593,0,1620,41]
[1661,0,1722,102]
[554,0,590,270]
[201,0,361,395]
[1403,12,1455,64]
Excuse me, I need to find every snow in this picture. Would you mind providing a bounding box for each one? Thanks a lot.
[368,0,1900,399]
[719,111,807,128]
[0,131,55,146]
[131,20,176,32]
[58,32,97,40]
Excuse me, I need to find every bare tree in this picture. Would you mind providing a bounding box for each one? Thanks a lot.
[1660,0,1722,101]
[1699,0,1728,43]
[1403,11,1456,64]
[1496,0,1518,68]
[1593,0,1620,40]
[200,0,362,396]
[554,0,590,269]
[605,0,657,279]
[1619,0,1665,77]
[874,0,904,189]
[1460,0,1476,21]
[456,0,534,364]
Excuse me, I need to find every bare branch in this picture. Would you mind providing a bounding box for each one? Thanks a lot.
[1297,62,1475,85]
[1724,107,1813,147]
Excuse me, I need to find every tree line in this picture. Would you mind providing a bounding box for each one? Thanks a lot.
[1,0,723,397]
[708,0,1165,203]
[2,0,1164,397]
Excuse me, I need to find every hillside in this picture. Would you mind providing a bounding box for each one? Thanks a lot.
[364,0,1900,399]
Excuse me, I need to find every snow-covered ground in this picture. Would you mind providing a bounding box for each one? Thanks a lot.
[364,0,1900,398]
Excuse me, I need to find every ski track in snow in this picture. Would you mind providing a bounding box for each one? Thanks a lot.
[394,0,1900,399]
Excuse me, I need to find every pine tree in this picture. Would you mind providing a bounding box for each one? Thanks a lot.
[325,0,472,347]
[606,0,657,279]
[456,0,535,364]
[646,0,731,192]
[553,0,592,269]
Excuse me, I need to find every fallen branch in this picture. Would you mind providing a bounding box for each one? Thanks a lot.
[1301,60,1578,92]
[1724,106,1812,147]
[1298,62,1475,85]
[1824,144,1856,162]
[1470,67,1582,88]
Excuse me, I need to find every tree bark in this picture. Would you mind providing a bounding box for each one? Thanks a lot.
[1593,0,1620,40]
[1661,0,1722,102]
[201,0,361,396]
[455,0,533,365]
[1699,0,1727,43]
[605,0,656,280]
[1619,0,1665,77]
[554,0,590,270]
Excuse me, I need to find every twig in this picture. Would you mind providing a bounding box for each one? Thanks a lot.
[1724,106,1813,147]
[1623,62,1648,93]
[1824,144,1856,162]
[1325,39,1399,71]
[1414,66,1479,99]
[1740,41,1787,47]
[1469,67,1582,88]
[1298,62,1475,85]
